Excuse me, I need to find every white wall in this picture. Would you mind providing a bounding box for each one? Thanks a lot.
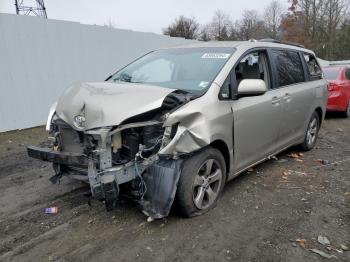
[0,14,191,132]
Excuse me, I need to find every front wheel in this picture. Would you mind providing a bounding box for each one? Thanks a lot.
[299,111,320,151]
[175,147,226,217]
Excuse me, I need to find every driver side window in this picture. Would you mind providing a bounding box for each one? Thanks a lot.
[235,51,271,90]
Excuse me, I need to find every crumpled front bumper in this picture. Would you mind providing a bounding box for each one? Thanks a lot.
[27,146,89,166]
[26,145,183,219]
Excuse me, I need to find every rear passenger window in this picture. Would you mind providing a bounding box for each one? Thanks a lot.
[303,54,322,80]
[271,50,305,87]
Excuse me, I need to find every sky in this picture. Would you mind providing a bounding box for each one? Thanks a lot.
[0,0,287,34]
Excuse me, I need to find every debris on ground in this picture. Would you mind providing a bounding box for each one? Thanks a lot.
[287,153,299,159]
[287,153,304,162]
[277,158,288,163]
[282,170,307,178]
[309,248,337,259]
[315,159,331,165]
[313,158,350,169]
[340,244,349,251]
[336,128,343,132]
[296,238,307,248]
[45,207,59,214]
[288,170,307,176]
[318,235,330,245]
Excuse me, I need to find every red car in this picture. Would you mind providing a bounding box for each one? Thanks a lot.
[323,66,350,117]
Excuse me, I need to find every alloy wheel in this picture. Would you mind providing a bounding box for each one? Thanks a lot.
[306,116,318,147]
[192,159,223,210]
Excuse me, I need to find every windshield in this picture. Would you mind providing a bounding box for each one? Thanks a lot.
[323,67,341,80]
[108,47,235,93]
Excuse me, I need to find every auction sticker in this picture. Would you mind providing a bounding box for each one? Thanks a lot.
[201,53,230,59]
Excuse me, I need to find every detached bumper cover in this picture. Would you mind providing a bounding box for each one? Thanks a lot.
[27,146,89,166]
[139,158,183,219]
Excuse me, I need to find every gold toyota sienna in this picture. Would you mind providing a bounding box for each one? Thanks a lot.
[27,40,328,219]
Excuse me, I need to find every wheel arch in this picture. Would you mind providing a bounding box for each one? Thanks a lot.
[210,139,230,176]
[315,107,323,126]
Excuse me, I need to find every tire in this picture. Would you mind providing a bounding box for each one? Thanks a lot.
[299,111,320,151]
[175,147,226,218]
[341,100,350,118]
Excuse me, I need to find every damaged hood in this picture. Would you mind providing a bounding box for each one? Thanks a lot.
[55,82,175,130]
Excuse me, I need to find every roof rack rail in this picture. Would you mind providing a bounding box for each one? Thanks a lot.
[258,38,305,48]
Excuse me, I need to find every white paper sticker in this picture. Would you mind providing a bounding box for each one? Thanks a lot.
[201,53,230,59]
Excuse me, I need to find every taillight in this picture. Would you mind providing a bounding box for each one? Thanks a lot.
[328,83,338,91]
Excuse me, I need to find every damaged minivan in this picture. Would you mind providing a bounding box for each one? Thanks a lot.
[27,40,327,219]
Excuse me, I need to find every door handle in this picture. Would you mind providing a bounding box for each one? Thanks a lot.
[283,93,292,102]
[271,96,280,106]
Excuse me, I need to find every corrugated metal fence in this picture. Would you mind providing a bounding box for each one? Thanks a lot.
[0,14,191,132]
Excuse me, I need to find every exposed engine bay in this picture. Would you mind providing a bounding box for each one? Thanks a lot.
[27,89,195,219]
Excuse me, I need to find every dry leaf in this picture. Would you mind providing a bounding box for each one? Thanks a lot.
[296,238,307,248]
[288,153,299,159]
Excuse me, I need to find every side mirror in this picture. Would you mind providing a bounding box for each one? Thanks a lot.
[237,79,267,96]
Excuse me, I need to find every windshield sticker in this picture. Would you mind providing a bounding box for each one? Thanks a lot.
[201,53,230,59]
[198,81,209,88]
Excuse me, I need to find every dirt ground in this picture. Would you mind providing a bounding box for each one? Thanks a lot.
[0,115,349,262]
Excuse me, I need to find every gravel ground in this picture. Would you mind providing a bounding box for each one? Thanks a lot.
[0,115,349,262]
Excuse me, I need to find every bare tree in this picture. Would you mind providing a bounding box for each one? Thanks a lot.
[104,19,117,29]
[297,0,324,41]
[334,17,350,59]
[290,0,349,58]
[163,16,199,39]
[198,24,212,41]
[239,10,268,40]
[209,10,233,40]
[264,0,285,39]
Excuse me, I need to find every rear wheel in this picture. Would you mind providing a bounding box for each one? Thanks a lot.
[175,147,226,217]
[299,111,320,151]
[341,100,350,118]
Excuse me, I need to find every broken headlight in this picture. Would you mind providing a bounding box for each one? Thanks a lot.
[161,124,178,148]
[73,115,86,130]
